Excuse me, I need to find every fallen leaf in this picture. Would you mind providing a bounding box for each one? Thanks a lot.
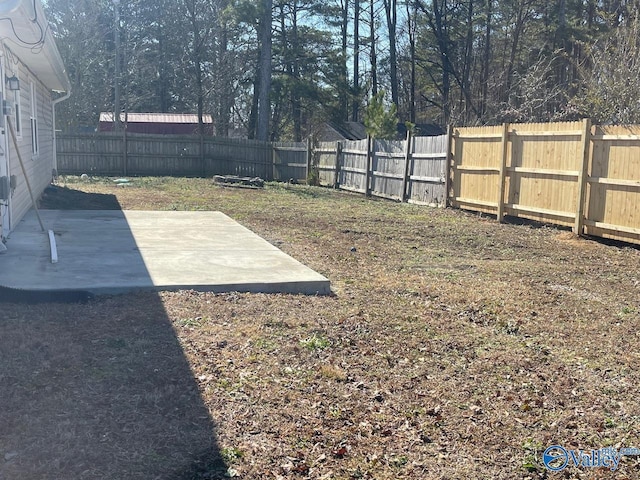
[333,446,348,458]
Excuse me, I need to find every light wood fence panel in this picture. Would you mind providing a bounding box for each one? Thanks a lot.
[504,121,584,227]
[451,120,640,246]
[586,125,640,244]
[451,125,503,213]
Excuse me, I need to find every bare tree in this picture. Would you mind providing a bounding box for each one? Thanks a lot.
[574,16,640,124]
[256,0,273,140]
[352,0,361,121]
[382,0,398,107]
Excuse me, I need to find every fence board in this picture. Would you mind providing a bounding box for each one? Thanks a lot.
[57,122,640,246]
[56,133,125,175]
[312,135,447,204]
[273,141,307,181]
[506,121,584,227]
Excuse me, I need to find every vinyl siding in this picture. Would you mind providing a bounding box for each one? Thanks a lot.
[8,66,55,230]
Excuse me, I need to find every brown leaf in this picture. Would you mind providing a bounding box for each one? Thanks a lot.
[333,446,348,458]
[292,463,310,475]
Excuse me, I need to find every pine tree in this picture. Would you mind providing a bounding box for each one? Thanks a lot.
[363,91,397,139]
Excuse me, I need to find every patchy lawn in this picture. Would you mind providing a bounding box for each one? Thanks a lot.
[2,176,640,479]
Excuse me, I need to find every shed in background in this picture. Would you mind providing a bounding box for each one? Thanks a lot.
[99,113,214,135]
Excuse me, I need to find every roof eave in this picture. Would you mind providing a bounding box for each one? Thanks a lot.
[3,0,71,94]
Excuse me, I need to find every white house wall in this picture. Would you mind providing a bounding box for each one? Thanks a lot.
[5,53,56,230]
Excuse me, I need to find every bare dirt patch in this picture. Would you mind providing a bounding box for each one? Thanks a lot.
[2,176,640,479]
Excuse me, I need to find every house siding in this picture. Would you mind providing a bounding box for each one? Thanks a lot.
[7,64,56,230]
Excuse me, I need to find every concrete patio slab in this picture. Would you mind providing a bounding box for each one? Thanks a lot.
[0,210,330,295]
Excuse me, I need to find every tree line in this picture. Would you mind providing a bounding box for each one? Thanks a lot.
[46,0,640,140]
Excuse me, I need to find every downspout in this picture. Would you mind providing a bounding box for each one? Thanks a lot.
[51,88,71,174]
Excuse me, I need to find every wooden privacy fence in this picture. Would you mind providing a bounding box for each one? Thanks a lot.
[57,133,275,179]
[56,122,640,246]
[451,120,640,245]
[315,133,449,206]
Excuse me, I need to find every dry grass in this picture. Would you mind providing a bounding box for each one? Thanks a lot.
[1,176,640,479]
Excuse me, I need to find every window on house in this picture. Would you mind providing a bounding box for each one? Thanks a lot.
[14,86,21,138]
[30,81,38,156]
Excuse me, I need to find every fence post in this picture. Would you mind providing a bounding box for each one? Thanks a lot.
[401,130,412,202]
[445,125,453,207]
[334,141,342,189]
[200,134,206,177]
[306,137,312,184]
[496,122,509,222]
[574,118,592,235]
[122,129,128,177]
[272,144,278,182]
[365,135,374,197]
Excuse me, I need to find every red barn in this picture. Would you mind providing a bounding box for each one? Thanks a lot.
[99,113,214,135]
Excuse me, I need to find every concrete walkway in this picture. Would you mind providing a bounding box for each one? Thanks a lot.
[0,210,330,295]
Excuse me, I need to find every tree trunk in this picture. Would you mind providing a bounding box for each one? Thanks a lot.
[370,0,377,96]
[461,0,473,122]
[432,0,450,125]
[352,0,360,121]
[292,0,302,141]
[505,3,524,103]
[185,0,205,136]
[480,0,492,118]
[383,0,398,107]
[216,25,231,137]
[256,0,272,141]
[406,0,416,123]
[340,0,349,121]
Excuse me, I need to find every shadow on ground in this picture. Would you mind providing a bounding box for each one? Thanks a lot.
[0,190,224,480]
[40,185,122,210]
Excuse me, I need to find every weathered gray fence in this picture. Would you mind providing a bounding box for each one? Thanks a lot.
[57,133,275,179]
[316,133,448,205]
[273,140,309,182]
[57,132,448,206]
